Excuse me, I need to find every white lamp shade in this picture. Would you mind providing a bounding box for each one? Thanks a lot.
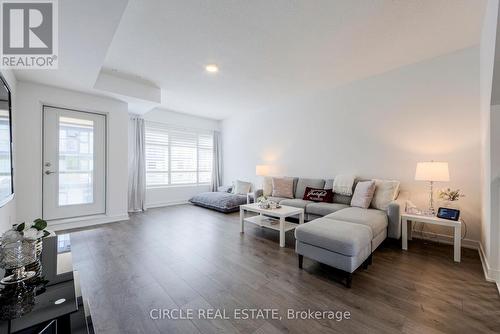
[256,165,270,176]
[415,162,450,182]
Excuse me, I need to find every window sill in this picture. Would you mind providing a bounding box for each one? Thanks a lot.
[147,183,210,190]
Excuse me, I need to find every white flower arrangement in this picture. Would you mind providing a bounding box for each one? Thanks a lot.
[438,188,465,202]
[1,219,49,245]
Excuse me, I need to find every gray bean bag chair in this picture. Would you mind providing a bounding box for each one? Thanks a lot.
[189,186,248,213]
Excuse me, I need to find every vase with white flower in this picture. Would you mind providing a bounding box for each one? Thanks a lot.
[438,188,465,210]
[0,219,51,284]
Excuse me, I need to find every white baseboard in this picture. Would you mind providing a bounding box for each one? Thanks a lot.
[145,200,189,209]
[478,242,500,282]
[48,214,130,232]
[409,229,479,250]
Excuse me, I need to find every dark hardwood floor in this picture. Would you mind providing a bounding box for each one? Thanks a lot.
[67,204,500,334]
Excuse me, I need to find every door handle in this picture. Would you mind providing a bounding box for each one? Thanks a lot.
[44,170,56,175]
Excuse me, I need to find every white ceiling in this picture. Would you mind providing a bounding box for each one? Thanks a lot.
[14,0,486,119]
[14,0,129,94]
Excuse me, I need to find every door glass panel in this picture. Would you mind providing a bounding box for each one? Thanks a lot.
[58,117,94,206]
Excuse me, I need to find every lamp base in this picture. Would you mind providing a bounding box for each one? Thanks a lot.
[428,181,436,216]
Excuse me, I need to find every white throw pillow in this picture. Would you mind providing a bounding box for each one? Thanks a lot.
[233,180,252,195]
[371,179,400,210]
[262,176,273,196]
[351,180,376,209]
[333,174,355,196]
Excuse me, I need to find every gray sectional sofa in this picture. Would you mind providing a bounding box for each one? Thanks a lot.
[252,177,403,287]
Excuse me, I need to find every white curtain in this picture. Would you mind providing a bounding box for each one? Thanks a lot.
[128,114,146,212]
[211,131,222,192]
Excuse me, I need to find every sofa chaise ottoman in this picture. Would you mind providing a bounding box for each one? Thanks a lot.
[295,207,390,287]
[295,218,373,288]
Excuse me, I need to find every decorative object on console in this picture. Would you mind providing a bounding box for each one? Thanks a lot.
[415,161,450,215]
[350,180,376,209]
[0,219,52,284]
[30,218,50,259]
[0,283,36,319]
[332,174,355,196]
[303,187,333,202]
[272,177,294,198]
[0,240,36,285]
[370,179,400,210]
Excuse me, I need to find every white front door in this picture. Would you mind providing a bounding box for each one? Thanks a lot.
[42,106,106,220]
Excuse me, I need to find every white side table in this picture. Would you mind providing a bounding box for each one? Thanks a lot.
[401,213,462,262]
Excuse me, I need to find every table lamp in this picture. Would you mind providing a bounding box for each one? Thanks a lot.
[256,165,270,177]
[256,165,270,196]
[415,161,449,215]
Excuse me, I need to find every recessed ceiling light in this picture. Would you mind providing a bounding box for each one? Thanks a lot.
[205,64,219,73]
[54,298,66,305]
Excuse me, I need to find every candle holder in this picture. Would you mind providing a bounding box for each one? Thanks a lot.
[0,240,37,285]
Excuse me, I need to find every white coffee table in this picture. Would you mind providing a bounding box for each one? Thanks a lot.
[239,203,305,247]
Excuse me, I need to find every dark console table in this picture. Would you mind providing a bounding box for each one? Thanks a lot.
[0,235,93,334]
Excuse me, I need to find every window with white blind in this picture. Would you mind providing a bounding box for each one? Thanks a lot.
[145,122,213,187]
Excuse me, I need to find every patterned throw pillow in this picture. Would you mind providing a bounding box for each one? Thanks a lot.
[272,177,294,198]
[303,187,333,203]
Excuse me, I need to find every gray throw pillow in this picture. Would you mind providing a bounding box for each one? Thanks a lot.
[350,180,376,209]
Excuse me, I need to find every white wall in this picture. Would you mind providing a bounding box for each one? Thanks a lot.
[489,105,500,278]
[223,47,482,244]
[481,0,500,283]
[15,82,129,228]
[0,69,16,233]
[143,108,220,208]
